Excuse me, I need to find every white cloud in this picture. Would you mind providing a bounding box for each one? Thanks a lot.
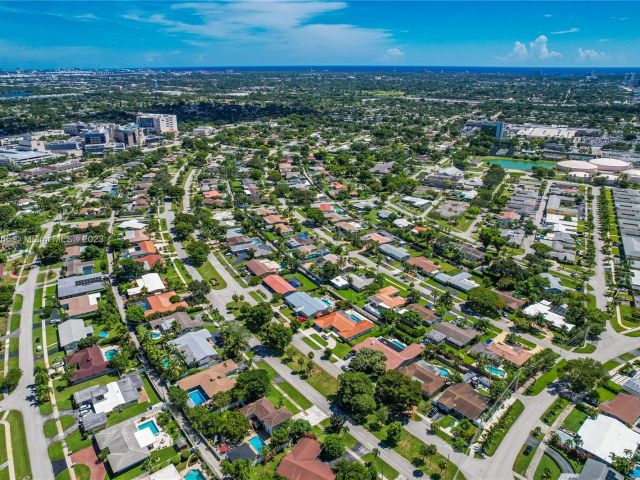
[382,48,405,62]
[529,35,562,59]
[121,1,399,64]
[500,35,561,62]
[578,48,607,61]
[552,27,579,35]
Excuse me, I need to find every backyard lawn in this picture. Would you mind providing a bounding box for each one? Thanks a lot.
[561,407,589,433]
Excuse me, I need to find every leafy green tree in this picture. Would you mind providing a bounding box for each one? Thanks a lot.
[335,460,377,480]
[349,348,386,378]
[39,241,66,264]
[234,369,270,402]
[336,372,376,421]
[125,305,145,324]
[221,459,251,480]
[219,322,250,360]
[114,258,144,282]
[559,358,608,395]
[466,287,504,318]
[260,322,292,354]
[321,434,345,460]
[188,279,211,304]
[385,421,403,447]
[375,370,422,414]
[239,302,273,331]
[185,240,210,267]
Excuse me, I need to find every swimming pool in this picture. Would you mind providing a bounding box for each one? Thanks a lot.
[188,387,208,406]
[104,349,118,361]
[630,466,640,479]
[321,298,333,307]
[98,331,109,339]
[82,266,94,275]
[150,331,161,340]
[248,435,266,454]
[184,470,206,480]
[137,420,159,435]
[485,366,507,378]
[389,339,406,351]
[162,357,169,369]
[439,367,450,378]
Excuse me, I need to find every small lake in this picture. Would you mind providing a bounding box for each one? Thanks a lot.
[485,158,555,171]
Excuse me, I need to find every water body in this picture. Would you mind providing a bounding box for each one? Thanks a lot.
[486,158,555,171]
[0,91,29,98]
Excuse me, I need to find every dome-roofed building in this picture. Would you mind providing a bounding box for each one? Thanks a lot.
[589,157,631,172]
[556,160,598,174]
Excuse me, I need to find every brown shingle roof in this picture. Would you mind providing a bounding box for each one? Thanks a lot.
[176,360,238,398]
[599,393,640,426]
[399,363,446,397]
[66,346,110,383]
[240,398,292,431]
[438,383,488,420]
[406,304,438,324]
[276,438,335,480]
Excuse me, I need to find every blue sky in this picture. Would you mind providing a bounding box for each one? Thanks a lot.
[0,1,638,68]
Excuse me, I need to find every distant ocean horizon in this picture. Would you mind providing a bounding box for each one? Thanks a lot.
[3,65,640,74]
[157,65,640,75]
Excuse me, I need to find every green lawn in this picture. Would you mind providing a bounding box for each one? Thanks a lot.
[603,359,621,371]
[542,398,570,426]
[276,380,313,409]
[526,360,567,396]
[513,442,538,476]
[106,402,151,427]
[196,260,227,290]
[561,407,589,433]
[65,430,94,454]
[309,333,328,347]
[332,342,353,359]
[302,336,321,350]
[142,374,161,404]
[482,400,525,456]
[7,411,31,480]
[44,415,76,438]
[282,273,318,292]
[362,453,399,480]
[534,454,561,480]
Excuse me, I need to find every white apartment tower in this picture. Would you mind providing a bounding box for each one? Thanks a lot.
[135,113,178,135]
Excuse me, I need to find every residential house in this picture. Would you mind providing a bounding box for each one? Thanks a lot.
[427,323,479,349]
[58,319,94,352]
[240,398,293,435]
[148,312,203,334]
[407,256,440,276]
[313,311,374,342]
[598,393,640,426]
[65,346,112,384]
[404,304,439,326]
[57,273,104,300]
[353,338,422,370]
[73,374,143,414]
[95,419,154,474]
[276,438,336,480]
[177,360,238,406]
[60,292,101,318]
[379,244,410,262]
[143,291,189,317]
[127,273,165,297]
[436,383,488,423]
[245,259,280,277]
[399,361,447,398]
[284,292,328,319]
[170,329,217,367]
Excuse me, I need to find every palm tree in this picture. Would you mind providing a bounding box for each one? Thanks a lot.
[438,459,448,475]
[371,448,381,478]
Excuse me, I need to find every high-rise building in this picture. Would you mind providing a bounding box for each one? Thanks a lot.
[83,127,111,145]
[135,113,178,135]
[114,123,145,147]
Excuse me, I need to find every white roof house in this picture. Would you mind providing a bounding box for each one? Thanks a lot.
[119,219,146,230]
[578,415,640,463]
[127,273,165,296]
[523,300,574,331]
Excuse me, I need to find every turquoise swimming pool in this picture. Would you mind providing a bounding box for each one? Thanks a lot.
[248,435,266,454]
[98,331,109,339]
[188,387,208,406]
[137,420,159,435]
[389,339,406,351]
[150,331,161,340]
[485,366,507,378]
[104,349,118,361]
[184,470,206,480]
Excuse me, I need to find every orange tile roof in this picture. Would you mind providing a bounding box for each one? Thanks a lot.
[407,256,439,274]
[144,291,188,317]
[314,311,373,341]
[138,240,157,254]
[353,338,422,370]
[276,438,335,480]
[486,342,533,366]
[263,274,296,295]
[372,286,406,309]
[203,190,223,199]
[176,360,238,398]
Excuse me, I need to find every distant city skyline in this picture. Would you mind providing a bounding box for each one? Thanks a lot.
[0,1,638,69]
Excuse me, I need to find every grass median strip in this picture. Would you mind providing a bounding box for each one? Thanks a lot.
[7,411,31,480]
[482,400,525,456]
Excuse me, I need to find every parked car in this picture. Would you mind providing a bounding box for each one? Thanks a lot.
[341,365,350,372]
